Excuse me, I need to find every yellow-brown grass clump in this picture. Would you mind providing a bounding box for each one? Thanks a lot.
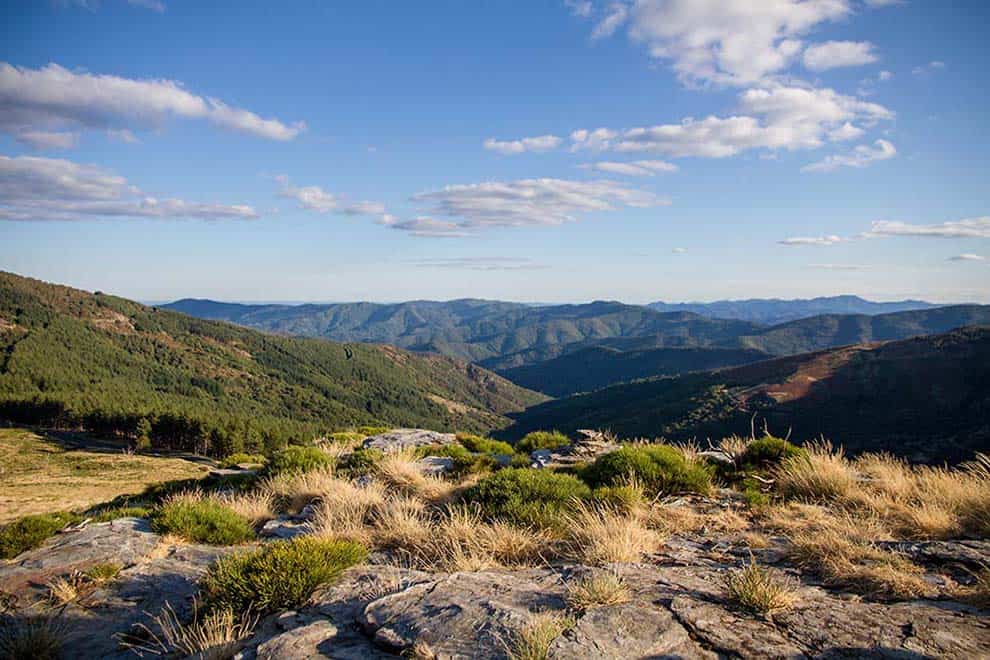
[563,502,661,565]
[565,572,630,611]
[721,556,797,618]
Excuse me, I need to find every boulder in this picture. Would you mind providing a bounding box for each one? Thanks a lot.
[362,429,457,453]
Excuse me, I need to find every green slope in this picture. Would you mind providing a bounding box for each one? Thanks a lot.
[0,272,546,456]
[500,326,990,463]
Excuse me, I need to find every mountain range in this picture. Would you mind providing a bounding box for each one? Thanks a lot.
[500,326,990,463]
[647,295,941,325]
[0,272,544,453]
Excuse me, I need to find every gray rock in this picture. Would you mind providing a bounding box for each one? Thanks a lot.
[261,517,309,539]
[362,429,457,453]
[417,456,455,476]
[548,601,715,659]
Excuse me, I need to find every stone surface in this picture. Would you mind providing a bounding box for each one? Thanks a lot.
[362,429,457,453]
[261,516,309,539]
[417,455,455,475]
[529,432,619,469]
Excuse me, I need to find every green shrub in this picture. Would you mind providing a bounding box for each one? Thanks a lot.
[327,431,365,444]
[90,505,152,522]
[338,448,383,475]
[741,436,804,469]
[202,537,367,615]
[84,562,121,583]
[591,485,644,514]
[581,445,712,496]
[456,433,515,456]
[416,444,497,477]
[150,498,254,545]
[219,453,267,469]
[265,446,334,476]
[462,468,591,529]
[517,431,571,454]
[0,512,79,559]
[356,426,389,437]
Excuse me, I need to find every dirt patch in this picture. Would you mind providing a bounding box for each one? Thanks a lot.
[89,310,135,334]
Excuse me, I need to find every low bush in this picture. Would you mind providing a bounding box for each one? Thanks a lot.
[90,505,152,522]
[457,433,515,456]
[416,444,497,477]
[0,512,79,559]
[590,484,645,515]
[581,445,712,496]
[462,468,591,529]
[265,446,334,476]
[218,453,267,469]
[338,448,383,476]
[84,562,122,583]
[201,537,367,615]
[517,431,571,455]
[740,436,804,469]
[150,495,255,545]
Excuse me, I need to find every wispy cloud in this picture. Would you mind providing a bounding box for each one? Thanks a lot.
[275,175,386,217]
[801,139,896,173]
[409,257,547,270]
[0,155,256,221]
[864,217,990,239]
[807,263,871,271]
[803,41,878,71]
[0,62,305,148]
[948,254,986,262]
[778,235,845,246]
[483,135,562,155]
[581,160,678,176]
[912,60,945,76]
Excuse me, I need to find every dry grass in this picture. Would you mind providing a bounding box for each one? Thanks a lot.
[774,440,857,501]
[0,428,205,524]
[565,572,630,611]
[0,612,66,659]
[718,436,752,463]
[376,449,457,502]
[309,478,387,545]
[505,611,574,660]
[722,557,797,618]
[260,465,339,514]
[46,574,83,606]
[121,600,257,660]
[216,491,276,527]
[371,496,432,549]
[959,565,990,608]
[563,502,660,565]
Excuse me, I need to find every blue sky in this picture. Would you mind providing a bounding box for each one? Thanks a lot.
[1,0,988,304]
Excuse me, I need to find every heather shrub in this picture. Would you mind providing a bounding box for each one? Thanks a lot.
[265,446,334,476]
[219,453,267,469]
[457,433,515,456]
[338,448,383,476]
[581,445,712,496]
[0,512,79,559]
[150,495,255,545]
[462,468,591,529]
[202,537,367,614]
[741,436,804,469]
[517,431,571,454]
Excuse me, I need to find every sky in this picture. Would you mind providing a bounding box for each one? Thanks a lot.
[1,0,988,304]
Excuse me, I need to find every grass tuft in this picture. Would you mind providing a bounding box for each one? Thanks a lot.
[150,492,255,545]
[565,572,630,611]
[722,556,797,617]
[506,611,574,660]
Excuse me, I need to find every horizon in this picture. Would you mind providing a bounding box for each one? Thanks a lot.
[2,2,989,304]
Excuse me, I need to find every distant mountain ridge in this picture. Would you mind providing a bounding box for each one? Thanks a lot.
[648,295,941,325]
[500,326,990,463]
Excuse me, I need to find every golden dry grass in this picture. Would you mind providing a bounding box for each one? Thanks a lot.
[505,612,574,660]
[376,449,457,502]
[122,600,257,660]
[565,572,630,611]
[260,465,339,514]
[563,502,661,565]
[722,557,797,617]
[0,428,206,524]
[774,440,857,501]
[216,491,276,527]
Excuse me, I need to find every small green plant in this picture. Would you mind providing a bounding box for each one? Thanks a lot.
[84,562,122,583]
[218,453,267,469]
[338,448,384,475]
[457,433,515,456]
[90,505,152,522]
[0,512,79,559]
[590,484,645,514]
[741,436,804,469]
[201,537,367,615]
[265,446,334,476]
[415,444,496,477]
[581,445,712,497]
[462,468,591,529]
[722,556,797,618]
[0,612,66,660]
[120,600,257,659]
[517,431,571,454]
[150,496,255,545]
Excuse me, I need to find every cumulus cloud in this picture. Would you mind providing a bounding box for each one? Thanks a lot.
[863,217,990,239]
[483,135,562,155]
[0,62,305,148]
[802,40,878,71]
[410,257,547,270]
[778,234,845,246]
[948,254,985,262]
[571,85,892,158]
[598,0,853,86]
[0,155,256,221]
[275,175,387,217]
[592,3,629,40]
[410,178,668,232]
[801,139,896,172]
[583,159,678,176]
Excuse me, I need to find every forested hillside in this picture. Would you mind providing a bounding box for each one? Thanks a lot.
[648,295,940,325]
[501,326,990,463]
[0,272,545,456]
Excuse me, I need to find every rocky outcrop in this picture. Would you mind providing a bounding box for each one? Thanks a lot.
[531,429,620,468]
[362,429,457,453]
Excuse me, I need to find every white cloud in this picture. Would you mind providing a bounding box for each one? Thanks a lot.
[613,0,853,86]
[583,159,678,176]
[0,155,256,221]
[592,3,629,40]
[807,263,871,270]
[672,246,687,254]
[778,234,845,246]
[571,85,891,158]
[15,130,79,149]
[411,178,667,232]
[410,257,547,270]
[948,254,986,262]
[878,70,893,81]
[564,0,593,17]
[863,217,990,239]
[380,216,472,238]
[275,175,388,218]
[0,62,305,148]
[483,135,562,155]
[127,0,166,11]
[912,60,945,75]
[801,138,896,172]
[803,40,878,71]
[828,122,865,141]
